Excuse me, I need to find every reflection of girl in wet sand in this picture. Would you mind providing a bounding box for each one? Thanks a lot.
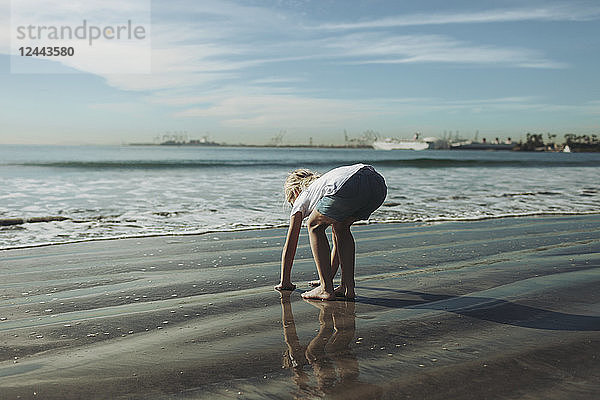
[275,164,387,300]
[280,291,311,394]
[305,300,355,395]
[279,293,383,399]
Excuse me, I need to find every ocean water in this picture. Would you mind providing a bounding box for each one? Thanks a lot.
[1,144,599,249]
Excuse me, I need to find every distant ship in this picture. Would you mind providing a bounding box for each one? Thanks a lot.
[372,134,436,151]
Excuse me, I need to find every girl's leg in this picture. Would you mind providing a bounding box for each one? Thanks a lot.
[309,230,340,287]
[330,230,341,279]
[332,219,356,299]
[302,211,336,300]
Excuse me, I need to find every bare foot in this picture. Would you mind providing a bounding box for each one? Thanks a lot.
[275,283,296,291]
[301,286,336,301]
[334,285,355,300]
[308,280,320,287]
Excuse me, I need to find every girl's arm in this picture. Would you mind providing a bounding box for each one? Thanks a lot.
[275,211,303,291]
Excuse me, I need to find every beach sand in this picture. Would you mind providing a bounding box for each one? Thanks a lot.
[1,215,599,399]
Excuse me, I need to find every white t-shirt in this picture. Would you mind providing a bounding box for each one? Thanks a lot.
[290,163,369,219]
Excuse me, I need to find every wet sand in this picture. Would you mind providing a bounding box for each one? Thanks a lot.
[1,215,599,399]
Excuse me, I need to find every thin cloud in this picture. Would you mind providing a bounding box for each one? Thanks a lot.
[249,77,307,85]
[2,0,583,131]
[0,2,10,53]
[3,1,569,92]
[171,91,598,132]
[316,4,600,30]
[172,93,385,128]
[323,33,568,69]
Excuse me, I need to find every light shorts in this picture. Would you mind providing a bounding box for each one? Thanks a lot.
[315,166,387,222]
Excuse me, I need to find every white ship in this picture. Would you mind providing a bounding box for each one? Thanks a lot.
[372,134,435,151]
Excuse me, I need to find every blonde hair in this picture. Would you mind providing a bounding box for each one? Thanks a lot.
[284,168,320,204]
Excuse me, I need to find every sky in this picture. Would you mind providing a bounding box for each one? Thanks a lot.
[0,0,599,145]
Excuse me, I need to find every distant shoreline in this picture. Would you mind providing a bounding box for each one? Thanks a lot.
[127,142,373,149]
[126,142,600,151]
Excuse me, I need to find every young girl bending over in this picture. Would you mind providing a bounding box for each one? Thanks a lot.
[275,164,387,300]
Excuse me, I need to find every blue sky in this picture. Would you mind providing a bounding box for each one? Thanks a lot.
[1,0,599,145]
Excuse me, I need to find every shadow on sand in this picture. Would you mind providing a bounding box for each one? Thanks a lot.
[356,286,600,331]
